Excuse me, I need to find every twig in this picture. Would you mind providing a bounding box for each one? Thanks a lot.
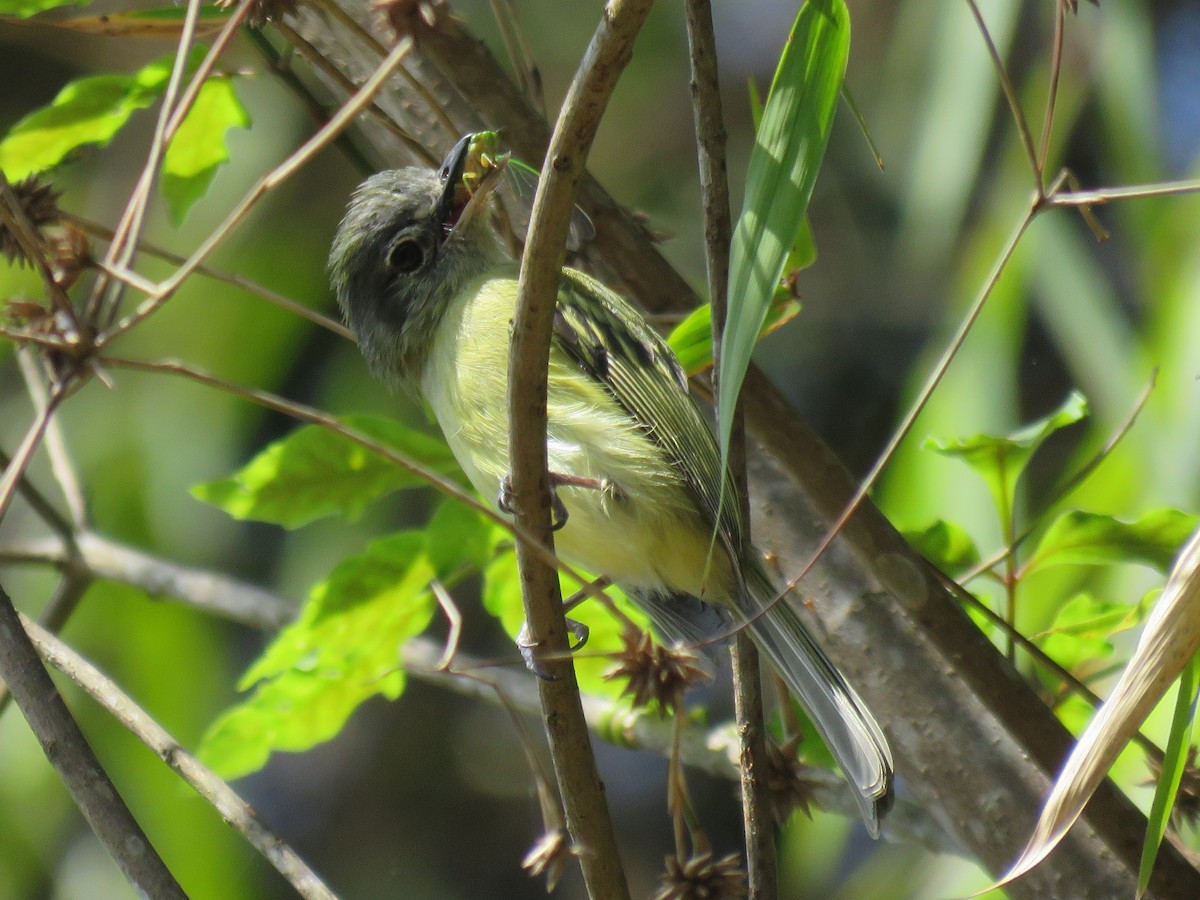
[17,350,87,526]
[0,383,66,525]
[98,36,416,345]
[1046,178,1200,206]
[67,213,353,340]
[20,612,337,899]
[508,2,656,896]
[399,639,956,854]
[0,582,187,898]
[684,0,773,892]
[1037,0,1068,177]
[85,0,215,325]
[0,532,296,630]
[965,0,1041,192]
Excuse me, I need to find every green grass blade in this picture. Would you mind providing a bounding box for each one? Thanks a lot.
[1137,652,1200,897]
[719,0,849,471]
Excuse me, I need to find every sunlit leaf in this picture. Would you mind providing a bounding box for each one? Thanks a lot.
[0,0,89,20]
[718,0,849,473]
[923,391,1087,519]
[162,76,249,225]
[200,532,436,778]
[0,47,205,180]
[668,293,800,377]
[902,519,981,575]
[1027,508,1199,576]
[191,415,460,529]
[1037,593,1126,671]
[425,499,494,576]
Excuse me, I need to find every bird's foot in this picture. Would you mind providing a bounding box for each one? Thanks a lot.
[517,617,590,679]
[498,471,618,532]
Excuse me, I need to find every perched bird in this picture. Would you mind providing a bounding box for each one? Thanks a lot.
[328,132,894,834]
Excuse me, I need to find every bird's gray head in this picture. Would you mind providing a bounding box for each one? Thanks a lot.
[328,135,504,386]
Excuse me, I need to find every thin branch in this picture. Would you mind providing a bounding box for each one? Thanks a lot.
[1037,0,1068,176]
[508,1,656,896]
[0,447,75,547]
[1047,178,1200,207]
[68,214,353,340]
[684,0,773,891]
[399,639,955,854]
[17,350,87,526]
[0,384,65,525]
[758,206,1037,639]
[21,613,337,900]
[85,0,214,324]
[0,532,296,631]
[98,355,614,608]
[965,0,1042,191]
[0,582,187,898]
[98,36,416,345]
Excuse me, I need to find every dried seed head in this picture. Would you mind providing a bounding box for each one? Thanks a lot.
[521,828,573,893]
[1,175,63,267]
[216,0,298,28]
[653,851,747,900]
[765,735,821,824]
[605,629,711,712]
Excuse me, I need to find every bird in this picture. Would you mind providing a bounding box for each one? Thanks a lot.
[328,131,894,835]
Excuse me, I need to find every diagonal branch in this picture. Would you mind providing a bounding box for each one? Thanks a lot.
[20,612,336,900]
[0,582,187,899]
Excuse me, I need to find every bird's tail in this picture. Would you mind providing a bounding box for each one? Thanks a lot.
[740,565,894,836]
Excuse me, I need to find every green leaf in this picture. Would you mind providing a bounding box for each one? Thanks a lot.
[902,519,981,575]
[161,76,249,225]
[719,0,849,473]
[425,499,494,576]
[0,48,204,180]
[191,415,460,529]
[1027,508,1199,576]
[667,292,801,377]
[923,391,1088,521]
[200,532,436,778]
[1138,653,1200,897]
[1037,593,1127,671]
[0,0,89,19]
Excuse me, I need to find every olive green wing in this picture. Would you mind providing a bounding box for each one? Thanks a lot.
[552,268,745,549]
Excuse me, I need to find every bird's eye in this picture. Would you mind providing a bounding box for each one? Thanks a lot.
[387,240,425,273]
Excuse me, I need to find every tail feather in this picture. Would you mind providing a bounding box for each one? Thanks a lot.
[742,568,894,835]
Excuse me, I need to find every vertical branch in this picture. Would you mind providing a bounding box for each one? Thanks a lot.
[508,1,655,896]
[0,583,187,899]
[684,0,776,893]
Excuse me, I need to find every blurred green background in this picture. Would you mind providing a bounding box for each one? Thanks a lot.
[2,0,1199,897]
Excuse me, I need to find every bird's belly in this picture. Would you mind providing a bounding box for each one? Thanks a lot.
[421,277,732,600]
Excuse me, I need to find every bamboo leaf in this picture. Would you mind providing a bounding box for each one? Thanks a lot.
[718,0,849,473]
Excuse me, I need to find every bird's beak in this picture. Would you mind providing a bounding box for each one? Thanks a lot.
[436,132,508,243]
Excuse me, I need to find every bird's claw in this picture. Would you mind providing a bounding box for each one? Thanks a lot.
[517,617,590,680]
[497,474,570,531]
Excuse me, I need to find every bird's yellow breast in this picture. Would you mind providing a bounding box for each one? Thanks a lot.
[420,274,734,600]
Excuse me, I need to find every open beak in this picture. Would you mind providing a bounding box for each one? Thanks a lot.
[435,132,508,242]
